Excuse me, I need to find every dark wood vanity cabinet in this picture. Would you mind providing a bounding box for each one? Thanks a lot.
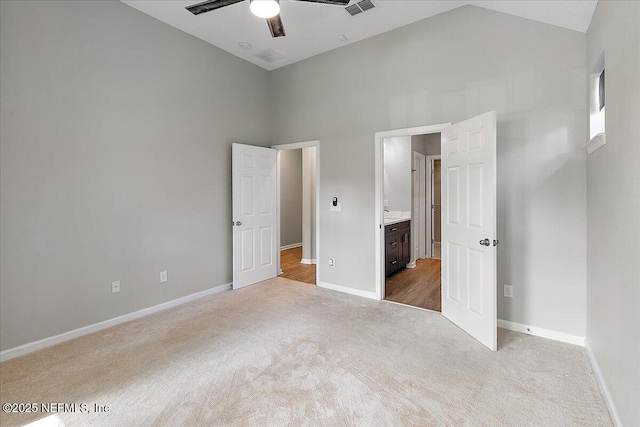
[385,220,410,277]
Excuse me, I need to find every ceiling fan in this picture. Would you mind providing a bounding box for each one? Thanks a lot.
[185,0,350,38]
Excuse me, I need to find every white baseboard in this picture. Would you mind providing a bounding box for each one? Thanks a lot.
[406,261,416,269]
[497,319,585,347]
[300,259,316,265]
[585,340,622,426]
[318,281,379,300]
[281,242,302,250]
[0,282,232,362]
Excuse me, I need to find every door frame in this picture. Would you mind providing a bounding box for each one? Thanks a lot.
[412,151,427,262]
[375,124,451,300]
[426,155,441,259]
[272,140,321,286]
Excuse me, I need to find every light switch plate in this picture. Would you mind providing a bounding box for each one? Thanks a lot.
[504,285,513,298]
[160,271,168,283]
[112,281,120,294]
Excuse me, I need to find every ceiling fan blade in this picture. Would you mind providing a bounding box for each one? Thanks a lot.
[294,0,349,5]
[266,15,286,38]
[186,0,245,15]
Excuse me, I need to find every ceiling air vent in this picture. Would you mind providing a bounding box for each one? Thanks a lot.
[345,0,376,17]
[358,0,375,12]
[345,4,362,16]
[254,48,286,64]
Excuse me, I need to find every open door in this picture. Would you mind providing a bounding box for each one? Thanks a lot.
[232,143,278,289]
[441,111,497,351]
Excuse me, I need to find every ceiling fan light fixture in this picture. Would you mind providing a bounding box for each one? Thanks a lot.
[249,0,280,19]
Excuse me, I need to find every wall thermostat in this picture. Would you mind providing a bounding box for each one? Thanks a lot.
[330,197,341,212]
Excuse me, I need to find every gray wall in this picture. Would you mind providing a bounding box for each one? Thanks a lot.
[302,147,317,261]
[586,1,640,425]
[411,136,426,156]
[411,133,441,157]
[270,5,588,336]
[0,0,270,351]
[383,136,412,212]
[279,149,303,247]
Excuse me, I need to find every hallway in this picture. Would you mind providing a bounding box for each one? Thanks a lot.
[280,247,316,285]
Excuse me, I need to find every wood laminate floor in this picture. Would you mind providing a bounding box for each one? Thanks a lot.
[281,246,316,285]
[385,258,441,311]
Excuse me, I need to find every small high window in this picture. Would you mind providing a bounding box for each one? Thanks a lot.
[599,69,605,111]
[586,52,606,154]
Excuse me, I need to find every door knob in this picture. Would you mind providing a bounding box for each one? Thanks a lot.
[479,238,490,246]
[236,221,243,226]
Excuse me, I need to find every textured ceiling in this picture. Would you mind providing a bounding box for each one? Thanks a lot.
[121,0,598,71]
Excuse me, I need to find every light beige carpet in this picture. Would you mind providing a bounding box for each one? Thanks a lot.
[0,278,611,426]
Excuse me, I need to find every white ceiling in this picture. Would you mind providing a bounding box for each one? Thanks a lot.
[121,0,597,71]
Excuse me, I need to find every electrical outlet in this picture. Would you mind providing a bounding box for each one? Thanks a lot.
[160,271,168,283]
[329,258,335,267]
[112,281,120,294]
[504,285,513,298]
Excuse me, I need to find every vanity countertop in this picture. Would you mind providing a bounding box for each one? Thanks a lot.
[384,217,411,226]
[384,211,411,226]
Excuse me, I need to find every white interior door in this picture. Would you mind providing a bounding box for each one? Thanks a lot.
[232,143,278,289]
[441,111,497,351]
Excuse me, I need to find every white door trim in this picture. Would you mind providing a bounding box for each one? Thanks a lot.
[272,140,320,286]
[375,124,451,300]
[412,151,427,262]
[425,155,441,259]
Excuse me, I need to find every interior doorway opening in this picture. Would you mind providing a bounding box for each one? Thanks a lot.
[274,141,320,286]
[382,133,442,311]
[374,112,498,351]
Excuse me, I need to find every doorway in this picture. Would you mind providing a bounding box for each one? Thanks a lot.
[273,141,320,286]
[374,112,498,351]
[381,133,443,311]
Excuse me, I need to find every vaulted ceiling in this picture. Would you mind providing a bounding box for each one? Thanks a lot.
[122,0,598,71]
